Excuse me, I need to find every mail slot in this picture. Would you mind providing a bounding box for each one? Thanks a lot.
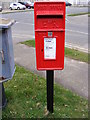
[34,1,66,70]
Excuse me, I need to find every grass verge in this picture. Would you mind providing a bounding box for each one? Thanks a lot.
[68,12,90,16]
[3,65,88,118]
[1,9,34,14]
[21,40,88,63]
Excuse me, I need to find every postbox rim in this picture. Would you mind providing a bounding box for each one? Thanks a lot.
[34,1,66,5]
[34,1,65,3]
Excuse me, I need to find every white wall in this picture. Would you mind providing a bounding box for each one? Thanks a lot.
[68,0,73,4]
[68,0,88,5]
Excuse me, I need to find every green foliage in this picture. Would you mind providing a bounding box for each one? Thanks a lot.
[21,40,88,63]
[65,48,88,63]
[3,65,88,118]
[68,12,90,16]
[21,40,35,48]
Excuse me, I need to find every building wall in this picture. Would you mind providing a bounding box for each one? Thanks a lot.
[0,0,35,2]
[68,0,88,5]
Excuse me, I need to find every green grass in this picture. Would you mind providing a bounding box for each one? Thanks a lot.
[21,40,88,63]
[68,12,90,16]
[3,65,88,118]
[22,40,35,48]
[65,47,88,63]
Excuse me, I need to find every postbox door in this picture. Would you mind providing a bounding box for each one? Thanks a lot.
[34,2,65,70]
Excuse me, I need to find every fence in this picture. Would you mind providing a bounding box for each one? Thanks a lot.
[68,0,88,5]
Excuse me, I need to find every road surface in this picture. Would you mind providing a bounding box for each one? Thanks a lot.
[1,7,89,52]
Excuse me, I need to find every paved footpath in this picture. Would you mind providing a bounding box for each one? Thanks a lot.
[13,43,88,99]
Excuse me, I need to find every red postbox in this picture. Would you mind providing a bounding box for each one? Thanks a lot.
[34,1,66,70]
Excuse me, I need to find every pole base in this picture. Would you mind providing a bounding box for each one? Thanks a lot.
[0,83,7,109]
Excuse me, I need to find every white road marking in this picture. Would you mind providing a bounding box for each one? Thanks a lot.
[66,18,88,26]
[15,22,19,24]
[16,21,34,25]
[66,18,88,35]
[65,42,88,53]
[16,22,88,35]
[16,19,88,35]
[66,29,88,35]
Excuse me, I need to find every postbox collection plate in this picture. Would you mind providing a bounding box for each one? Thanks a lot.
[34,2,66,70]
[44,38,56,60]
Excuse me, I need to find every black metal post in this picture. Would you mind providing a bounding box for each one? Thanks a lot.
[46,70,54,113]
[0,83,7,109]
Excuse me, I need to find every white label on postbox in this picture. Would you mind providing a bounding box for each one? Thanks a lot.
[44,38,56,60]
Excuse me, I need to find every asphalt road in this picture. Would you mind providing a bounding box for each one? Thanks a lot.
[1,7,88,52]
[66,6,88,14]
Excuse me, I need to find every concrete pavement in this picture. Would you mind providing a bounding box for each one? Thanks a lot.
[14,43,88,99]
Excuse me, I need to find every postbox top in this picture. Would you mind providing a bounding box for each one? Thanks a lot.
[0,18,15,29]
[34,1,65,13]
[34,1,65,4]
[34,0,65,2]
